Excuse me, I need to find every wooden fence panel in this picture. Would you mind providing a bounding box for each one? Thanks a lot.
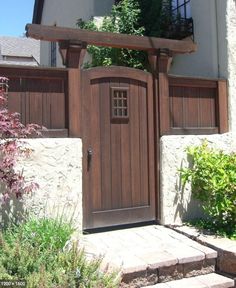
[168,76,228,134]
[0,65,68,137]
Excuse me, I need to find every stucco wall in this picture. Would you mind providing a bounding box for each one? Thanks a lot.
[1,138,83,230]
[226,0,236,132]
[170,0,226,78]
[160,133,236,225]
[40,0,114,66]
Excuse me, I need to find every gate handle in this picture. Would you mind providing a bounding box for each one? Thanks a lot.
[87,148,93,170]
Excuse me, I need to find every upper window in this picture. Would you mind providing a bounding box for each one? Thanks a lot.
[50,42,57,67]
[172,0,191,19]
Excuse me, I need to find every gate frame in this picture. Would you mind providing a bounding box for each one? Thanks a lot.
[26,24,198,226]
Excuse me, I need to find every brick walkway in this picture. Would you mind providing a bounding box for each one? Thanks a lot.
[80,225,221,286]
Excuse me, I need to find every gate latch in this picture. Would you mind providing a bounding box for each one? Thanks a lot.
[87,148,93,170]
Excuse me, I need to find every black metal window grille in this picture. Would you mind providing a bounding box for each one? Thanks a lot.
[172,0,191,19]
[50,42,57,67]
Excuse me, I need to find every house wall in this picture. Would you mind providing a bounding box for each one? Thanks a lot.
[0,139,83,230]
[39,0,114,66]
[226,0,236,132]
[170,0,227,79]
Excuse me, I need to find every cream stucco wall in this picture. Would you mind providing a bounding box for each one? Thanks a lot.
[39,0,114,67]
[160,133,236,225]
[1,139,83,230]
[226,0,236,132]
[170,0,227,78]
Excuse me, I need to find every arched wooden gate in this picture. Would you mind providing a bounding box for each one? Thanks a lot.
[81,67,156,229]
[26,24,198,230]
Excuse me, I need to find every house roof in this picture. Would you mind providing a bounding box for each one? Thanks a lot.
[32,0,44,24]
[0,36,40,65]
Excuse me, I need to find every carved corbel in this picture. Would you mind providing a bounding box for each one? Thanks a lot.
[59,40,87,68]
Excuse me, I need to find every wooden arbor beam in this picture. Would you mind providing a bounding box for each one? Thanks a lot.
[26,24,197,54]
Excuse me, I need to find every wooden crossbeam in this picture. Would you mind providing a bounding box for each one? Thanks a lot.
[26,24,197,54]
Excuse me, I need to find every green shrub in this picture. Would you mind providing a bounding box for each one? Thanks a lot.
[77,0,147,69]
[0,218,119,287]
[181,142,236,238]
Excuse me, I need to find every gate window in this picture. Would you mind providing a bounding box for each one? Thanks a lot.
[111,87,129,121]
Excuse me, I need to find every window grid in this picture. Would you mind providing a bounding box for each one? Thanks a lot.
[172,0,191,19]
[111,88,129,121]
[50,42,57,67]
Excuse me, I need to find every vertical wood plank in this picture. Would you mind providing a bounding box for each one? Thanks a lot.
[218,80,228,133]
[110,78,122,209]
[49,93,66,129]
[68,68,81,137]
[139,82,149,206]
[147,74,156,216]
[120,78,132,208]
[90,80,102,211]
[28,92,43,125]
[199,88,216,127]
[184,87,199,127]
[159,73,170,135]
[130,79,141,207]
[100,80,112,210]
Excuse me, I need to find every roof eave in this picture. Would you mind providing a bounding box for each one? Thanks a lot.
[32,0,44,24]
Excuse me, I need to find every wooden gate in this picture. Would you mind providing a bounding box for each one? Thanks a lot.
[82,67,156,230]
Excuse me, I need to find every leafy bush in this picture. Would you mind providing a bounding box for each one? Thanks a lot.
[77,0,147,69]
[0,77,40,203]
[0,218,119,287]
[181,142,236,238]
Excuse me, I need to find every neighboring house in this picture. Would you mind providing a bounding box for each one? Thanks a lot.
[32,0,115,66]
[0,36,40,66]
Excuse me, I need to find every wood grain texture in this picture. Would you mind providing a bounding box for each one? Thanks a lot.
[82,67,156,229]
[26,24,197,54]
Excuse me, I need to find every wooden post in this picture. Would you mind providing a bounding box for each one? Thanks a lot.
[149,49,173,137]
[59,40,87,137]
[149,49,172,222]
[217,79,228,133]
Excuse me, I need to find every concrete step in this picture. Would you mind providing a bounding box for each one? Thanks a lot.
[145,273,235,288]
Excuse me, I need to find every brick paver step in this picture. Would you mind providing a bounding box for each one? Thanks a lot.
[80,225,219,287]
[145,273,235,288]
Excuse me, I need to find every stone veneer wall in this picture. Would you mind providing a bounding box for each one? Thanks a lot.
[0,138,83,230]
[160,133,236,225]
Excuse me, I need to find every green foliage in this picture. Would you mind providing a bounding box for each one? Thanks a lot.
[138,0,163,37]
[181,142,236,238]
[0,218,119,287]
[77,0,147,69]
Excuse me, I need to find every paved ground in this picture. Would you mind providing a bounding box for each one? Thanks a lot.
[80,225,216,275]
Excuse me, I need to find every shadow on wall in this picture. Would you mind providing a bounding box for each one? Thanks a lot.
[173,156,205,223]
[93,0,115,16]
[0,193,27,229]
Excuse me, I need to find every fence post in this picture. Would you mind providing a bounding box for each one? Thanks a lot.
[59,41,87,137]
[149,49,173,137]
[217,79,228,133]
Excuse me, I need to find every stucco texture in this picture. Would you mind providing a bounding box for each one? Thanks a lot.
[1,138,83,230]
[160,133,236,225]
[226,0,236,132]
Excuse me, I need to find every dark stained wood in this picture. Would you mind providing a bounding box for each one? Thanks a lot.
[68,69,81,137]
[157,55,173,136]
[1,65,68,137]
[59,40,87,68]
[169,77,228,135]
[217,80,228,133]
[82,67,156,229]
[26,24,197,54]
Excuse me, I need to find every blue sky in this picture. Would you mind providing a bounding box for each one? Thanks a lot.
[0,0,35,37]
